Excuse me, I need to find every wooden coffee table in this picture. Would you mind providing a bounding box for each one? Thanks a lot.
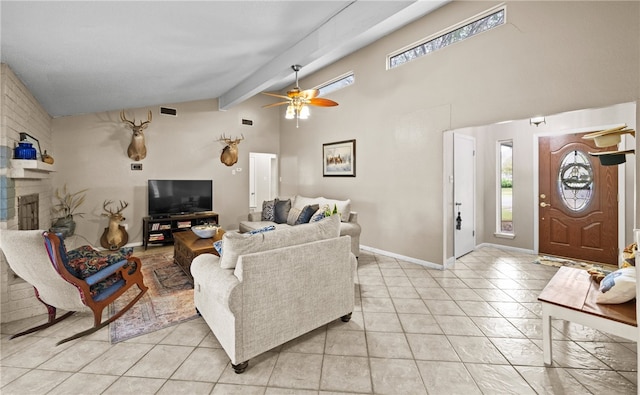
[173,228,225,281]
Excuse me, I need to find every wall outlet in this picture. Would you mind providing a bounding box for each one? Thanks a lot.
[131,163,142,170]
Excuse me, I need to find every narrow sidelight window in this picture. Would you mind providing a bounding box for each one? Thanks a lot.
[498,140,513,234]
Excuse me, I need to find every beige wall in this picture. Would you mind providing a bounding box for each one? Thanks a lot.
[278,1,639,264]
[50,95,280,248]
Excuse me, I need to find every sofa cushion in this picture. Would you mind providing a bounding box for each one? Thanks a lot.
[292,195,320,211]
[293,195,351,222]
[274,198,291,224]
[261,200,276,221]
[219,214,340,269]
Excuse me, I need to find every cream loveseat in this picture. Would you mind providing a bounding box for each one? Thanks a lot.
[239,195,361,257]
[191,215,357,373]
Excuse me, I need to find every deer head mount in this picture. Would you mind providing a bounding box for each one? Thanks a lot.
[218,134,244,166]
[120,110,152,161]
[100,200,129,250]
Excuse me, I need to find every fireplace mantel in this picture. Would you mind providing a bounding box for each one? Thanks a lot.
[9,159,56,179]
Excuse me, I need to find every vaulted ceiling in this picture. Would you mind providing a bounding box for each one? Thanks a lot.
[1,1,448,118]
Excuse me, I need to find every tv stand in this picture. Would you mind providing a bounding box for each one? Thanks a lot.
[142,212,219,249]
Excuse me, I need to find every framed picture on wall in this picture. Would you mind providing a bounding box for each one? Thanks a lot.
[323,139,356,177]
[19,132,42,160]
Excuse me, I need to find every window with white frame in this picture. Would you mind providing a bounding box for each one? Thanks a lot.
[316,72,354,97]
[388,5,506,69]
[498,140,513,235]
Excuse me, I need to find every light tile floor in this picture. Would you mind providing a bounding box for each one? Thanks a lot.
[1,246,637,394]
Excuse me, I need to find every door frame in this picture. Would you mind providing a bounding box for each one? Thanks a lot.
[533,124,627,258]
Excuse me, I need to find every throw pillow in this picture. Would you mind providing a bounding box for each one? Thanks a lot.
[310,205,328,222]
[287,208,302,226]
[248,225,276,234]
[295,204,319,225]
[274,198,291,224]
[326,198,351,222]
[213,240,223,256]
[261,200,276,222]
[596,267,636,304]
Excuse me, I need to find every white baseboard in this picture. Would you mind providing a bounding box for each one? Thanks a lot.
[360,245,444,270]
[475,242,535,255]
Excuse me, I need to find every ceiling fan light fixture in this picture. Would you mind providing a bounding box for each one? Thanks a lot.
[299,105,310,119]
[285,105,295,119]
[261,64,338,128]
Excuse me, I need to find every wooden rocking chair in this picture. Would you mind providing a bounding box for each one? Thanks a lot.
[1,230,147,345]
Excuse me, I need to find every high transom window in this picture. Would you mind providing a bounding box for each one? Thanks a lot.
[388,5,506,69]
[317,72,354,97]
[558,150,594,211]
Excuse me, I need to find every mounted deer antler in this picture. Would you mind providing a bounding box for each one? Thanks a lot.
[100,200,129,250]
[218,134,244,166]
[120,110,152,161]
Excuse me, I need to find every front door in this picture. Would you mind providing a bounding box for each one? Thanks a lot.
[538,133,618,265]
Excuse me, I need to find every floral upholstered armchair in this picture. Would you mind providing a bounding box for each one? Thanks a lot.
[0,230,147,345]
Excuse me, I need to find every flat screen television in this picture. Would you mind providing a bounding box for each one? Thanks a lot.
[148,179,213,218]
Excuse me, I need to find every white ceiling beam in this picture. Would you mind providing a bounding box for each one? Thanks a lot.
[219,1,448,110]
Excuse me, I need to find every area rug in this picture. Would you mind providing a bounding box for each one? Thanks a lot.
[534,255,617,272]
[109,251,198,343]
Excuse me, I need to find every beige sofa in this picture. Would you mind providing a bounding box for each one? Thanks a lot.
[191,215,357,373]
[239,195,361,257]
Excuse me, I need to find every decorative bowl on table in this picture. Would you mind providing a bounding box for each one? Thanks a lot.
[191,224,219,239]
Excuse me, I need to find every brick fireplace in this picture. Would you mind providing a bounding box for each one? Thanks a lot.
[1,63,54,323]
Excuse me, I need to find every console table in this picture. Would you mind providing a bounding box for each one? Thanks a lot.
[538,266,637,366]
[173,229,225,281]
[142,212,218,249]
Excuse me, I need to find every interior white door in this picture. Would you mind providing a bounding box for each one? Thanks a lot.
[454,134,476,258]
[249,152,278,211]
[249,155,257,209]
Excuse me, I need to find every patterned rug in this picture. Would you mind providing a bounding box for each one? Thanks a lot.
[109,251,198,343]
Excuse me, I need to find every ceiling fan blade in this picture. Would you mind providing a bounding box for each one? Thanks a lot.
[300,89,319,100]
[308,98,339,107]
[262,101,290,109]
[262,92,291,100]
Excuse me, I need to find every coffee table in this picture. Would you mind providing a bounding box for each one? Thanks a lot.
[173,228,225,281]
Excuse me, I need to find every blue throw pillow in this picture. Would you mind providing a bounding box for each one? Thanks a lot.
[310,208,326,223]
[213,240,223,256]
[295,204,319,225]
[248,225,276,234]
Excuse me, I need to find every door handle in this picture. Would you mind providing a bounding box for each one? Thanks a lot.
[540,202,551,208]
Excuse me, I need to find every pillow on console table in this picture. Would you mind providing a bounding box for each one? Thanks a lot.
[596,267,636,304]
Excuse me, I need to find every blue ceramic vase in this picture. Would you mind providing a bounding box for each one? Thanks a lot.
[14,142,37,160]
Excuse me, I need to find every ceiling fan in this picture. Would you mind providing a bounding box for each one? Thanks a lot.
[262,65,338,127]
